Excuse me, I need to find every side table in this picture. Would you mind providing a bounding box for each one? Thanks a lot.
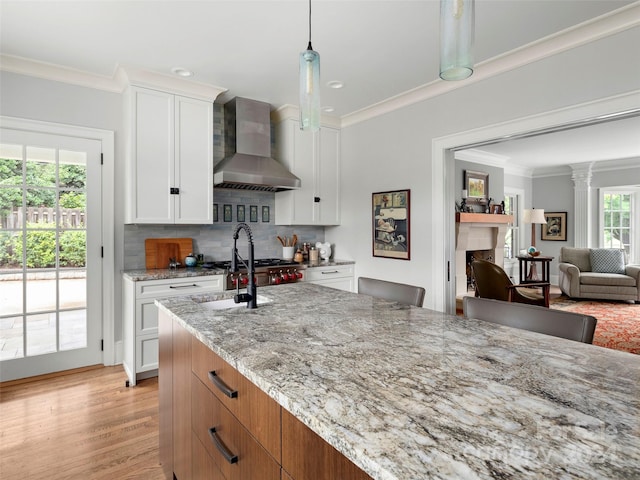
[517,255,554,284]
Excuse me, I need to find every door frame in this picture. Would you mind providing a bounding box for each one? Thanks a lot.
[431,90,640,314]
[1,116,116,367]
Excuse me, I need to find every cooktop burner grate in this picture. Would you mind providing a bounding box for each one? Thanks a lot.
[202,258,298,270]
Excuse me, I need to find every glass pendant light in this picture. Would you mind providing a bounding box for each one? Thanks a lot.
[439,0,475,81]
[299,0,320,131]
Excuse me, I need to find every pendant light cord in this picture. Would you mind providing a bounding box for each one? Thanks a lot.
[307,0,313,50]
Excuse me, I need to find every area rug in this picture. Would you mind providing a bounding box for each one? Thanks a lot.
[550,297,640,354]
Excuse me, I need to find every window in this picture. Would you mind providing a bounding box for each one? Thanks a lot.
[503,189,524,261]
[600,188,638,263]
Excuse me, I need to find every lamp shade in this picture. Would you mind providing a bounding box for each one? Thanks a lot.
[439,0,475,81]
[299,46,320,131]
[523,208,547,224]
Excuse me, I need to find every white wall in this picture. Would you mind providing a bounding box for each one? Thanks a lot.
[533,173,574,275]
[329,26,640,311]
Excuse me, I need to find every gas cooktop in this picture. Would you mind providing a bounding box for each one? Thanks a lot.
[202,258,298,270]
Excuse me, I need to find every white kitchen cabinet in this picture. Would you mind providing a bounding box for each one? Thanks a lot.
[303,264,354,292]
[122,274,223,386]
[125,86,213,224]
[274,119,340,225]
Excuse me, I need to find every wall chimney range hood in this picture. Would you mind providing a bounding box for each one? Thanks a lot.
[213,97,301,192]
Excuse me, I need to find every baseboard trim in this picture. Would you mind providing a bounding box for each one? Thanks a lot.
[0,364,104,387]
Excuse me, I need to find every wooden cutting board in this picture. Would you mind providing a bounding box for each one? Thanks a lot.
[145,238,193,269]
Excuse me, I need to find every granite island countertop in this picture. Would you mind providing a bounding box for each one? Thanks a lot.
[156,283,639,480]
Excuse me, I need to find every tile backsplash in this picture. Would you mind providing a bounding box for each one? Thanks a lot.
[124,188,325,269]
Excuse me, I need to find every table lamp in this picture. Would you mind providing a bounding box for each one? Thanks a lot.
[522,208,547,281]
[523,208,547,250]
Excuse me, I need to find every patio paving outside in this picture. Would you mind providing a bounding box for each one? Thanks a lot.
[0,276,87,361]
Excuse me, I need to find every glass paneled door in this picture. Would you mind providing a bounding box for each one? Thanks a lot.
[0,129,102,381]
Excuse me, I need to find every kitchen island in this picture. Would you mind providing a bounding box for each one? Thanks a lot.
[157,283,639,480]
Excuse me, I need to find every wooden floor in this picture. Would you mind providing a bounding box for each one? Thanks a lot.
[0,366,165,480]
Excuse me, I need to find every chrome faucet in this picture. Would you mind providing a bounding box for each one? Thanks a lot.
[231,223,257,308]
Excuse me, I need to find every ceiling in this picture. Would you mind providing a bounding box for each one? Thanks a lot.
[457,114,640,174]
[1,0,638,171]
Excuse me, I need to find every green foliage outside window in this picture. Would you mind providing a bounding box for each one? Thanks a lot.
[0,223,86,269]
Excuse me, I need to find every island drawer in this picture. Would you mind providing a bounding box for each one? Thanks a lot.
[192,374,280,480]
[191,337,281,460]
[282,409,372,480]
[192,434,225,480]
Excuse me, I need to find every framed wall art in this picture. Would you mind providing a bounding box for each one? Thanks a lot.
[223,204,232,222]
[372,189,410,260]
[464,170,489,204]
[250,205,258,222]
[262,206,270,223]
[213,203,218,222]
[542,211,567,241]
[237,204,245,223]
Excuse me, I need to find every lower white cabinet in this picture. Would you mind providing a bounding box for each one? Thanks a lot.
[122,274,224,386]
[303,264,355,292]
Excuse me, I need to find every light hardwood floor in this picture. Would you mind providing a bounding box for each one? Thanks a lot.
[0,366,165,479]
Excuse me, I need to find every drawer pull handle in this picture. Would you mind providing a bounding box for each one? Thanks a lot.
[321,270,340,275]
[209,427,238,464]
[208,371,238,398]
[169,284,198,289]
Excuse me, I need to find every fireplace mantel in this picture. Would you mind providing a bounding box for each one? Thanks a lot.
[456,213,513,224]
[455,214,512,297]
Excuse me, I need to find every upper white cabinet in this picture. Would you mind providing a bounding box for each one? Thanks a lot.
[274,118,340,225]
[125,86,213,224]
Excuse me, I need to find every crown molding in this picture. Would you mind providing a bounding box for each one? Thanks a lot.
[0,55,227,101]
[591,156,640,173]
[454,148,510,167]
[455,148,535,177]
[116,65,226,102]
[341,2,640,128]
[272,104,342,129]
[0,54,123,93]
[2,3,638,120]
[529,157,640,179]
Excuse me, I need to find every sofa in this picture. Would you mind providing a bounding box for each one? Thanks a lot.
[558,247,640,302]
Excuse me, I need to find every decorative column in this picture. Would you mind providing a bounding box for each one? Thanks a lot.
[570,162,593,248]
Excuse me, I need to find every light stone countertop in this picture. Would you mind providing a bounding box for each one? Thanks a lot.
[156,283,639,480]
[123,259,354,282]
[122,266,225,282]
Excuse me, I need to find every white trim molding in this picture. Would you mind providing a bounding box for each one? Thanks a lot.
[343,2,640,127]
[0,115,117,366]
[2,3,638,127]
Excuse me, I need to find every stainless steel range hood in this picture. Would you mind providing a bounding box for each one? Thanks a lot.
[213,97,301,192]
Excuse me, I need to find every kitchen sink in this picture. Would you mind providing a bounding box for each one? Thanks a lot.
[200,295,273,310]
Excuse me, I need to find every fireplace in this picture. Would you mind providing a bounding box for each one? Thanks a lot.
[466,250,494,291]
[455,213,513,297]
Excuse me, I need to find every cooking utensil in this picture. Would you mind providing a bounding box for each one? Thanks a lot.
[292,234,298,246]
[277,236,285,246]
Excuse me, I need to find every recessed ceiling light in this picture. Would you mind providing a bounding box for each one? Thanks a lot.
[327,80,344,89]
[322,106,335,113]
[171,67,193,77]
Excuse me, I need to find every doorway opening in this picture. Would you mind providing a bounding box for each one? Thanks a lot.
[432,91,640,314]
